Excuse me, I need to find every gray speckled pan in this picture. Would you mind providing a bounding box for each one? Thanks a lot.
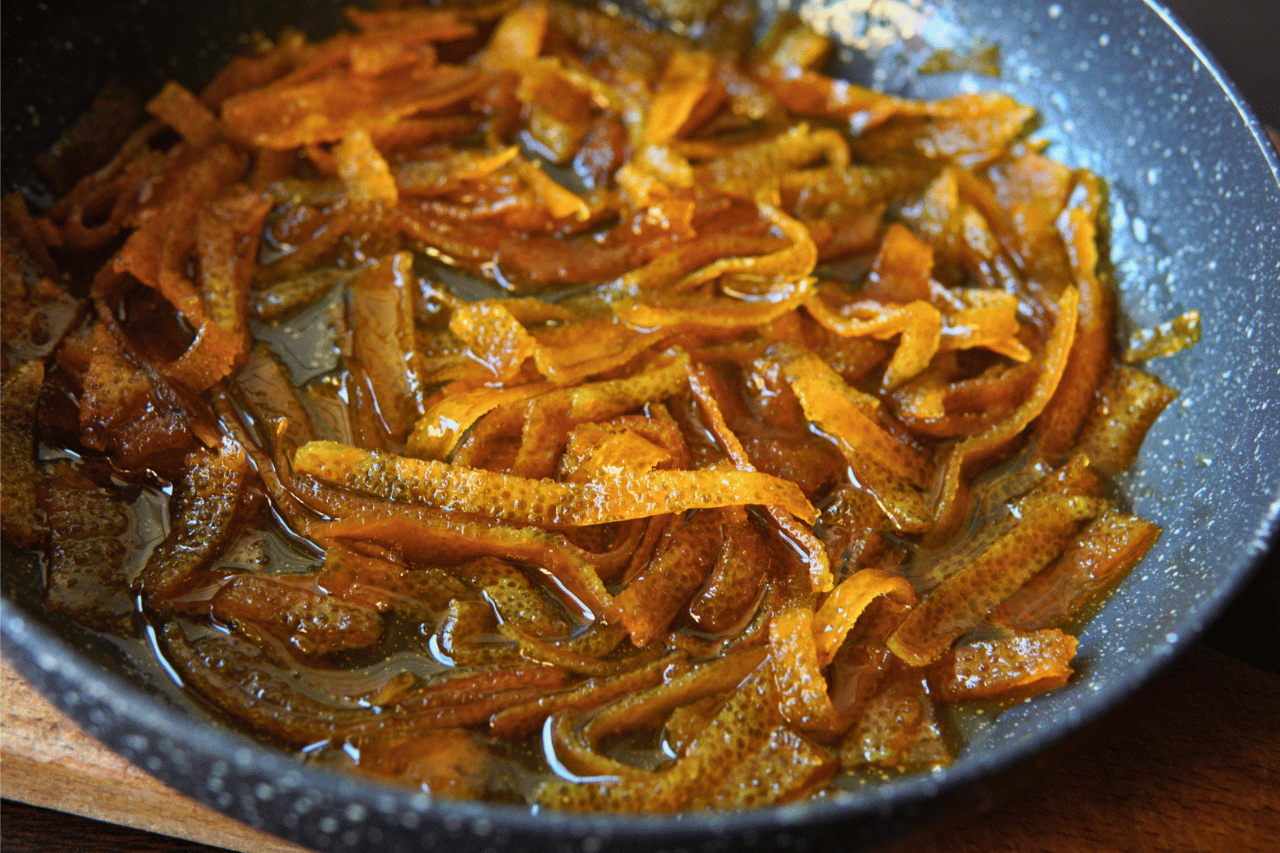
[2,1,1278,850]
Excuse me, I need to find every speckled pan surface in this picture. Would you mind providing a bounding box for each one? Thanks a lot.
[2,0,1278,850]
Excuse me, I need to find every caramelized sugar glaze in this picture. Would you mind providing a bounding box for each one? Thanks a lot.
[0,0,1199,811]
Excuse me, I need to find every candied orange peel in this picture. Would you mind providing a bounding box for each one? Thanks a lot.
[2,0,1193,814]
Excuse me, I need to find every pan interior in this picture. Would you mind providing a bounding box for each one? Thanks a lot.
[2,0,1278,845]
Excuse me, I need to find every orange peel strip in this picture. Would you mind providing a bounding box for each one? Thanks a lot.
[992,508,1160,632]
[691,123,851,201]
[644,50,715,146]
[335,129,398,208]
[530,321,674,386]
[686,363,832,592]
[780,350,930,481]
[544,710,649,783]
[136,436,250,600]
[697,725,837,809]
[222,64,484,149]
[887,491,1104,666]
[488,654,674,739]
[580,647,768,748]
[778,351,933,533]
[865,222,932,302]
[1076,364,1178,476]
[454,557,572,639]
[939,290,1030,361]
[812,569,915,667]
[448,301,540,381]
[497,624,653,676]
[164,188,272,392]
[508,352,691,478]
[406,381,553,461]
[932,285,1081,532]
[147,81,221,149]
[615,511,722,648]
[535,661,780,812]
[1035,185,1115,456]
[929,628,1078,702]
[768,605,843,738]
[671,205,817,293]
[477,2,548,70]
[560,424,672,481]
[447,306,670,387]
[395,146,519,193]
[515,157,589,220]
[803,294,942,389]
[0,360,46,549]
[614,276,813,331]
[346,253,424,443]
[687,509,771,633]
[311,508,618,623]
[292,441,816,526]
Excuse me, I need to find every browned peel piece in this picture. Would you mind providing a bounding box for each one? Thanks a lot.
[111,142,245,318]
[221,63,485,150]
[506,353,692,480]
[347,253,425,444]
[1032,184,1115,458]
[0,360,46,549]
[769,605,846,739]
[581,648,769,750]
[816,485,892,578]
[136,436,251,601]
[616,511,723,647]
[247,268,352,322]
[698,725,837,809]
[235,344,316,452]
[686,362,833,591]
[778,350,933,534]
[204,574,385,656]
[353,731,506,800]
[931,285,1082,537]
[164,189,273,393]
[77,321,200,469]
[40,462,134,633]
[148,81,223,149]
[453,556,573,639]
[161,623,570,746]
[2,194,83,369]
[488,654,674,739]
[687,509,771,633]
[311,507,619,623]
[813,569,915,666]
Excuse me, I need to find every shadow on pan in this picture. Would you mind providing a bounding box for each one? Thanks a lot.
[3,1,1279,851]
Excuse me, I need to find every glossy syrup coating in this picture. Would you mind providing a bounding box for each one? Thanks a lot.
[0,0,1194,814]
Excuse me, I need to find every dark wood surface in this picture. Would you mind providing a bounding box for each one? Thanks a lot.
[1,803,230,853]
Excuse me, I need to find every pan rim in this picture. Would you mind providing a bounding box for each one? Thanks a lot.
[3,0,1279,845]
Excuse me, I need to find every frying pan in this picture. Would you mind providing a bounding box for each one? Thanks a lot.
[3,1,1279,850]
